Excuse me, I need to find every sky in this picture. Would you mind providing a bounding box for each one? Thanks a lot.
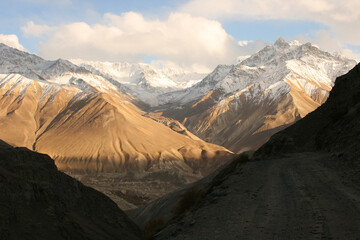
[0,0,359,72]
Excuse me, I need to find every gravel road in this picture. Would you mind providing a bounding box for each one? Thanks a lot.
[154,153,360,240]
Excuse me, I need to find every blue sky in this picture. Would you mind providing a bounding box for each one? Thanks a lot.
[0,0,359,71]
[0,0,187,47]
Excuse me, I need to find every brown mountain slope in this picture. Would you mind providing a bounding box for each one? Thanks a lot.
[0,74,233,176]
[160,80,325,153]
[255,62,360,167]
[157,41,355,153]
[0,139,141,240]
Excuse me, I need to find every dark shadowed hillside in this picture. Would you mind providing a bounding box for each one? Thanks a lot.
[0,140,141,240]
[133,64,360,240]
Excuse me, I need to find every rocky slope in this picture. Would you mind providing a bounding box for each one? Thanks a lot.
[156,38,356,153]
[150,153,360,240]
[0,139,140,240]
[0,43,233,175]
[256,62,360,156]
[130,64,360,239]
[255,62,360,181]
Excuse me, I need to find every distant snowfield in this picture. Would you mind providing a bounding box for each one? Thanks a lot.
[70,59,207,106]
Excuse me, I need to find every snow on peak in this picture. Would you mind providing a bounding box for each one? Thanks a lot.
[156,39,356,107]
[236,55,251,64]
[0,41,356,109]
[0,43,90,82]
[70,59,205,89]
[274,37,289,48]
[69,59,207,106]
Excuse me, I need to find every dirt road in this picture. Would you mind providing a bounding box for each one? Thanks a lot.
[154,153,360,239]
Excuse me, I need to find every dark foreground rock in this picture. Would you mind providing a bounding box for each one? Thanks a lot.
[0,140,141,240]
[152,153,360,240]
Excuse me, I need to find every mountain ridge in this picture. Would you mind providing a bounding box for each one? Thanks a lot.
[154,38,356,153]
[70,59,207,106]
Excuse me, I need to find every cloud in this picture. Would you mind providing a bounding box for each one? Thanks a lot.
[295,30,342,53]
[22,12,246,71]
[0,34,26,51]
[295,30,360,60]
[238,40,252,47]
[180,0,360,47]
[180,0,359,22]
[21,21,55,37]
[237,40,267,55]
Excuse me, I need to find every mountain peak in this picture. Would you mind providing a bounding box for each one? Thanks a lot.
[274,37,289,48]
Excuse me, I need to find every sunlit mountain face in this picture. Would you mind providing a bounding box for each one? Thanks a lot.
[150,38,356,153]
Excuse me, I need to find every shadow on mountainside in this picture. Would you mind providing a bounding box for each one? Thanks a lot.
[131,63,360,240]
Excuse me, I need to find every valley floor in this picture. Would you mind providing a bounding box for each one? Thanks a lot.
[68,170,203,210]
[154,153,360,239]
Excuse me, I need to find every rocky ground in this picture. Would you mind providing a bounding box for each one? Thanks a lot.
[152,152,360,240]
[69,169,203,210]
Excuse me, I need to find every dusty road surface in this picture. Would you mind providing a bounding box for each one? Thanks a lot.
[154,153,360,240]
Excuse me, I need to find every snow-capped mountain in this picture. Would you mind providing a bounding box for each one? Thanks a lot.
[70,59,206,106]
[0,43,89,80]
[0,43,233,176]
[0,42,149,112]
[0,38,356,164]
[156,38,356,153]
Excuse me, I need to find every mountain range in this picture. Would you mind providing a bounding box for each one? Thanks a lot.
[0,43,232,177]
[70,59,206,106]
[0,39,356,209]
[153,38,356,152]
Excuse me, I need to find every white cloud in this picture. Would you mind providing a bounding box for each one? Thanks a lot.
[22,12,245,71]
[180,0,360,47]
[180,0,359,22]
[237,40,267,56]
[238,40,252,47]
[21,21,55,37]
[0,34,26,51]
[21,1,360,71]
[294,30,360,60]
[341,49,360,61]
